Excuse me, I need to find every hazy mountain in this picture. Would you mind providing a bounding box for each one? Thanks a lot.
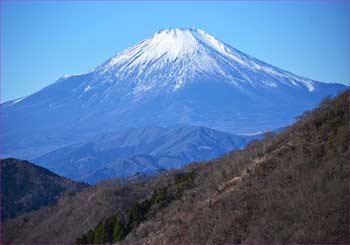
[33,126,257,184]
[0,158,88,221]
[2,28,345,160]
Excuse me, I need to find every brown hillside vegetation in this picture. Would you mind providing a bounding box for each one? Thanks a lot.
[122,90,349,244]
[75,90,350,244]
[3,90,349,244]
[2,171,185,243]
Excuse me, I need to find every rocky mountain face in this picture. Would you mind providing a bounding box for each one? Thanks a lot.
[3,91,348,244]
[0,158,88,221]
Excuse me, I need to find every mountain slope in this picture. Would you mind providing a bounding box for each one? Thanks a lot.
[4,90,349,244]
[33,126,256,184]
[2,171,180,244]
[121,90,349,244]
[2,28,346,160]
[0,158,88,221]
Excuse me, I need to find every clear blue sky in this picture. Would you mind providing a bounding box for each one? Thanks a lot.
[1,1,349,102]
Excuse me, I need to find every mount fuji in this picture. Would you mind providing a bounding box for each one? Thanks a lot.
[2,28,346,161]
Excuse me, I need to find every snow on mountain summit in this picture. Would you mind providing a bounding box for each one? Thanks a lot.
[105,28,228,65]
[98,28,240,81]
[93,27,316,94]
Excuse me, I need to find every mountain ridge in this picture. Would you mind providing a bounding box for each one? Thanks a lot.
[33,125,257,183]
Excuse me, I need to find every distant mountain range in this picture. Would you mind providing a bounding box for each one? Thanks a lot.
[34,126,257,184]
[1,28,346,182]
[0,158,87,221]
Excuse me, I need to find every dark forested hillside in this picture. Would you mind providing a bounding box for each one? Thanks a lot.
[2,90,349,244]
[0,158,88,220]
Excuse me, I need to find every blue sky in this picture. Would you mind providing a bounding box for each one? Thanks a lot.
[1,1,349,102]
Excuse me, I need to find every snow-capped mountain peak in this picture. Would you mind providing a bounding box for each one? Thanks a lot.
[92,27,316,95]
[100,27,241,78]
[105,28,231,65]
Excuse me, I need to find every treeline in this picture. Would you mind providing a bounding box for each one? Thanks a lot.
[75,172,195,244]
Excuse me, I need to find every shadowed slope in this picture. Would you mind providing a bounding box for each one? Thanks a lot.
[0,158,88,221]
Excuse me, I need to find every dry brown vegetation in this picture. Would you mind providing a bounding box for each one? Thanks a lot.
[122,90,349,244]
[2,170,186,243]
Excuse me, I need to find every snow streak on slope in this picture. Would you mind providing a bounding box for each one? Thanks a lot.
[92,28,315,96]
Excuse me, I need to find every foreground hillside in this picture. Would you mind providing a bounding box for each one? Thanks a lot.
[128,91,350,243]
[2,171,182,243]
[81,90,350,244]
[0,158,88,221]
[3,90,349,244]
